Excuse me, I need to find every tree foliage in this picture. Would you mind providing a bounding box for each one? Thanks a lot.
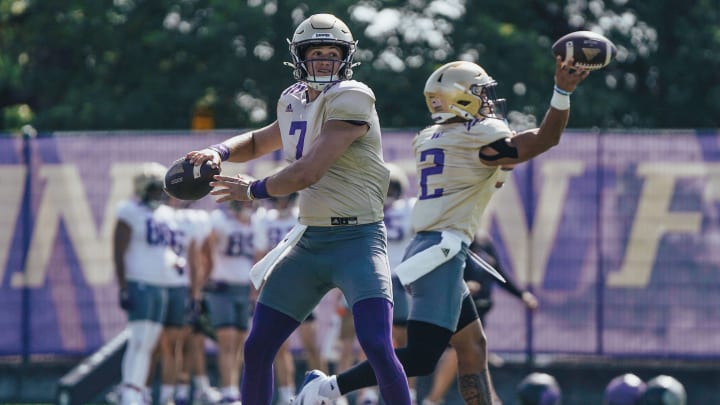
[0,0,718,132]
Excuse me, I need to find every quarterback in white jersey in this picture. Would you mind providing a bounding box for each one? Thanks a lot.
[185,13,411,405]
[321,58,592,405]
[114,163,180,405]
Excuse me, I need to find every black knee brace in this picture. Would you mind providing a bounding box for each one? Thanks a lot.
[395,320,453,376]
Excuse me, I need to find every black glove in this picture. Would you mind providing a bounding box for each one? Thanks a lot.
[187,298,217,341]
[185,298,203,325]
[119,289,132,311]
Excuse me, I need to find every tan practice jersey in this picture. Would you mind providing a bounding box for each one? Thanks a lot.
[276,81,389,226]
[411,118,513,242]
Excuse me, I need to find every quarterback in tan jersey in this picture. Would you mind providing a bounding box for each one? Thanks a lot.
[310,59,591,405]
[184,13,411,405]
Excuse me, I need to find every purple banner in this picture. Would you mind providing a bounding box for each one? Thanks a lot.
[0,130,718,358]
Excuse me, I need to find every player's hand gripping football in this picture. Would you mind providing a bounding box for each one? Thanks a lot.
[185,148,222,169]
[554,56,591,94]
[210,173,257,202]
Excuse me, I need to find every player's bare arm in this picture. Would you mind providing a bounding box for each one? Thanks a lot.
[199,231,217,282]
[210,119,367,203]
[112,220,131,290]
[479,57,590,166]
[186,121,282,168]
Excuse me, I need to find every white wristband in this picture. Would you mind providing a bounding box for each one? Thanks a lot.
[550,90,570,110]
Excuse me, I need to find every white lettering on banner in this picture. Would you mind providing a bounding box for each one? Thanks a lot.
[0,166,27,284]
[11,163,138,288]
[5,160,716,290]
[608,163,713,287]
[485,161,585,286]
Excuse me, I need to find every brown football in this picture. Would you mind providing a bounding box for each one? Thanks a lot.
[163,157,220,200]
[552,30,617,71]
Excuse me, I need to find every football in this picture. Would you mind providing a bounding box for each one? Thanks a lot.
[163,157,220,200]
[551,30,617,71]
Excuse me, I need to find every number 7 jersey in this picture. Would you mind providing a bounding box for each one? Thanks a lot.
[276,80,388,227]
[411,118,512,242]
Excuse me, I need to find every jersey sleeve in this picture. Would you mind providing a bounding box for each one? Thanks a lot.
[325,82,376,123]
[189,210,212,242]
[115,200,135,223]
[473,118,513,147]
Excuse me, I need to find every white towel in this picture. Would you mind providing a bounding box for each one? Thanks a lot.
[249,224,307,290]
[394,231,464,286]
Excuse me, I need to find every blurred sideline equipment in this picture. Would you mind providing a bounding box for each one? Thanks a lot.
[517,372,562,405]
[603,373,646,405]
[638,375,687,405]
[56,328,129,405]
[164,157,220,200]
[552,30,617,71]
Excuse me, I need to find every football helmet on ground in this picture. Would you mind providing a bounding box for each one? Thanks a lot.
[638,375,686,405]
[424,61,506,123]
[286,13,358,91]
[517,372,562,405]
[603,373,646,405]
[385,162,409,202]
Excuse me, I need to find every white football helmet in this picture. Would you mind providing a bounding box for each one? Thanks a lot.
[424,61,506,123]
[639,375,686,405]
[385,162,408,202]
[133,162,167,208]
[286,13,358,91]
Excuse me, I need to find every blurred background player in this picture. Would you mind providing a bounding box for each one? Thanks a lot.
[253,189,326,404]
[421,229,538,405]
[113,163,179,405]
[184,283,222,405]
[200,200,256,404]
[603,373,646,405]
[158,197,212,405]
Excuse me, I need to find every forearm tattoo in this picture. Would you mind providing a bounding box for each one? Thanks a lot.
[458,371,494,405]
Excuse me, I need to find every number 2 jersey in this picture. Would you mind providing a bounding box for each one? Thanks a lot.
[276,81,389,227]
[411,118,512,243]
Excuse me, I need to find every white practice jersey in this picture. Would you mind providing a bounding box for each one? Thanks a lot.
[166,208,211,287]
[276,81,389,226]
[116,200,181,286]
[384,198,416,270]
[208,209,256,284]
[254,207,299,254]
[411,118,512,243]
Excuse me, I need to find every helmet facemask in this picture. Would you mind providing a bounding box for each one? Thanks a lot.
[468,82,506,121]
[288,42,356,91]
